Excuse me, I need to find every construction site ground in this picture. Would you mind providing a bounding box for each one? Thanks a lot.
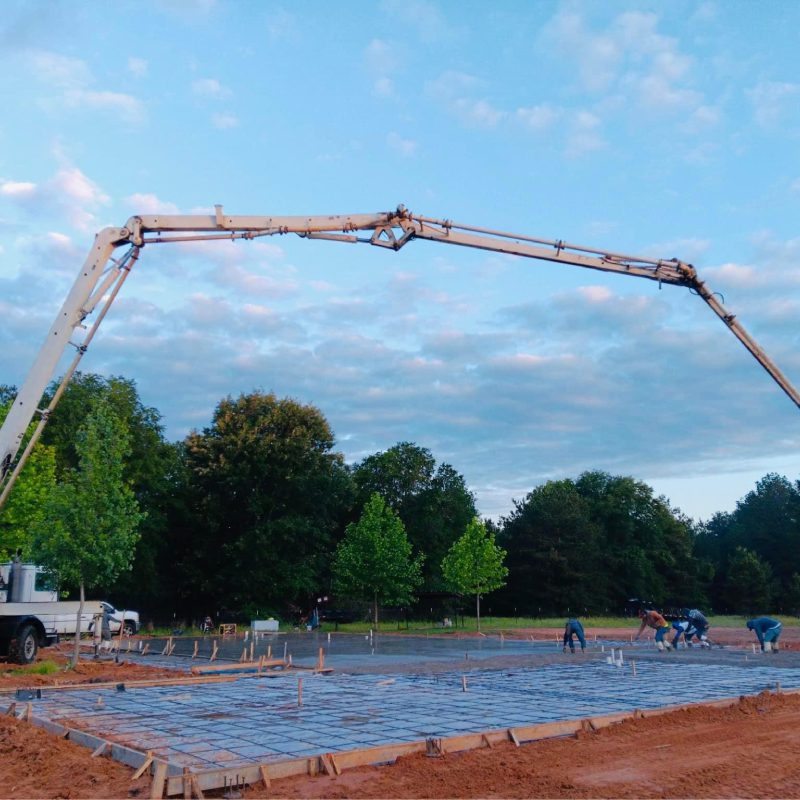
[1,625,799,798]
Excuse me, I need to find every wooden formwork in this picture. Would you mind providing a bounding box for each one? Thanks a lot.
[7,684,796,798]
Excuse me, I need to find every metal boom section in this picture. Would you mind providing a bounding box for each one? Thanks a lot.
[1,204,797,505]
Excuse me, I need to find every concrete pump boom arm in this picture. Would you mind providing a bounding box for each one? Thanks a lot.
[1,204,798,507]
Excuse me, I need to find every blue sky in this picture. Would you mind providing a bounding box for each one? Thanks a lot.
[1,0,799,522]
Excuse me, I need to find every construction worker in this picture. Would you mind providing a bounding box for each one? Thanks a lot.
[682,608,711,647]
[635,608,673,651]
[746,617,782,652]
[670,619,695,648]
[563,617,586,653]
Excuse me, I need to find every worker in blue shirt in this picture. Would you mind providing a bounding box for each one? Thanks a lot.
[746,617,782,652]
[563,617,587,653]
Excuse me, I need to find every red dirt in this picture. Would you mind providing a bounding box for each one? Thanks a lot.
[255,691,800,799]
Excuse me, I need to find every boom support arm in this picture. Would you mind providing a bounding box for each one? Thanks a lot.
[1,204,797,505]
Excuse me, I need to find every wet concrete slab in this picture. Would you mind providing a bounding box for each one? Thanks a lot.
[34,651,800,772]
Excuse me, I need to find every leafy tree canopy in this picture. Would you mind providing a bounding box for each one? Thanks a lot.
[442,517,507,629]
[352,442,476,590]
[333,492,423,624]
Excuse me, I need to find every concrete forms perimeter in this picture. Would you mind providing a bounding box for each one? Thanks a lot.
[8,635,800,797]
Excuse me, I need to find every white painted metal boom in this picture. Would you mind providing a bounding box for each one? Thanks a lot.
[1,204,798,505]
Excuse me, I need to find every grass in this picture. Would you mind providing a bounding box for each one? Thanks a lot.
[138,615,800,638]
[3,661,64,675]
[320,614,800,635]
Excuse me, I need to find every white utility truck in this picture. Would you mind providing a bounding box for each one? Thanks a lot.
[0,561,139,663]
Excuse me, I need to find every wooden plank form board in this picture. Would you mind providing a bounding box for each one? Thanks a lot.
[162,688,800,796]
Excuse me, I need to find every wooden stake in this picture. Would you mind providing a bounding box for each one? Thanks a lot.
[132,751,154,780]
[190,775,205,799]
[481,734,492,748]
[461,675,467,692]
[150,760,168,799]
[267,645,272,659]
[297,677,303,707]
[259,764,271,791]
[317,647,325,671]
[192,641,198,659]
[182,767,192,799]
[141,643,150,656]
[508,728,520,747]
[250,640,255,661]
[240,646,247,663]
[210,641,218,662]
[91,741,108,757]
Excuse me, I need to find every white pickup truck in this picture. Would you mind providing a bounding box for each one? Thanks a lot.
[0,561,139,663]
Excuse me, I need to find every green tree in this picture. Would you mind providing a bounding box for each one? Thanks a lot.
[39,373,177,615]
[332,493,423,625]
[442,517,508,630]
[180,392,353,617]
[352,443,476,591]
[30,400,143,665]
[0,397,57,560]
[499,479,601,616]
[724,546,773,614]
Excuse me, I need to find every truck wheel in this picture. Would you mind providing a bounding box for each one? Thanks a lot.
[123,621,136,636]
[11,625,38,665]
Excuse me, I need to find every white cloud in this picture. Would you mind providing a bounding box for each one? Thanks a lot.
[516,104,560,132]
[1,164,109,231]
[577,286,613,303]
[64,89,145,123]
[747,81,800,128]
[543,9,705,116]
[565,111,605,157]
[124,193,181,214]
[127,57,148,77]
[0,180,37,199]
[28,50,91,90]
[192,78,232,99]
[27,49,145,123]
[211,113,239,130]
[387,132,418,157]
[365,38,399,96]
[365,38,397,75]
[373,77,394,97]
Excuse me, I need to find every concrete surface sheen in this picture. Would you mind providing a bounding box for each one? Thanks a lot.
[34,656,799,771]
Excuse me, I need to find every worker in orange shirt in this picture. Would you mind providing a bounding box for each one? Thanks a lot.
[635,608,673,651]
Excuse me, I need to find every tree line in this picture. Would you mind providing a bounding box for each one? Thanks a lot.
[1,374,798,623]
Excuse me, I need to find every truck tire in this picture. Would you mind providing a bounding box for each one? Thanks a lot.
[10,624,38,665]
[123,621,136,636]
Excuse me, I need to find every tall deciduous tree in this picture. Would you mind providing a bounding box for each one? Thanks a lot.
[352,443,476,590]
[180,392,353,618]
[499,479,601,616]
[442,518,507,630]
[40,373,177,614]
[30,400,143,665]
[723,546,773,614]
[332,493,423,625]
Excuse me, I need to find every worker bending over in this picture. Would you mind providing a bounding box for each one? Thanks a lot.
[563,617,586,653]
[746,617,782,652]
[635,608,672,651]
[671,619,695,648]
